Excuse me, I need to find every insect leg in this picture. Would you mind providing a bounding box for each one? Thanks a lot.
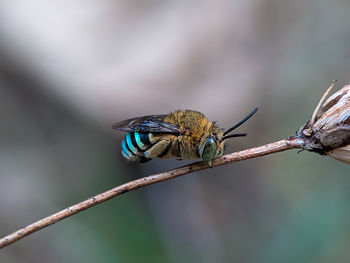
[144,139,171,159]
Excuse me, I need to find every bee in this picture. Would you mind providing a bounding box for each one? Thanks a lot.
[112,108,258,166]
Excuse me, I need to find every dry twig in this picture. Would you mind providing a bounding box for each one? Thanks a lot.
[0,137,305,249]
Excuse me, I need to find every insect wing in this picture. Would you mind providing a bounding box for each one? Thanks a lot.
[112,114,182,134]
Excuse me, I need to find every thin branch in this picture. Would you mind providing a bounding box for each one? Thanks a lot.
[0,137,305,249]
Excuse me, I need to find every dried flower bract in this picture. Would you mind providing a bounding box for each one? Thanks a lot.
[297,82,350,164]
[328,145,350,164]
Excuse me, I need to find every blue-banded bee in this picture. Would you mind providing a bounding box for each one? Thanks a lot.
[113,108,258,166]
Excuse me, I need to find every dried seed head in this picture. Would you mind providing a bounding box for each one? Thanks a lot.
[297,82,350,164]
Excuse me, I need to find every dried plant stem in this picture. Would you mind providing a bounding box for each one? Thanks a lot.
[0,137,304,249]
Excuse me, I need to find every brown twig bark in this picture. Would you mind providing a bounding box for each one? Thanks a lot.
[0,137,305,249]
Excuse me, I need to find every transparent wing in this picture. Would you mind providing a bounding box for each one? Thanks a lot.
[112,114,182,134]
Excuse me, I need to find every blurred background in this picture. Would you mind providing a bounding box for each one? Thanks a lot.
[0,0,350,262]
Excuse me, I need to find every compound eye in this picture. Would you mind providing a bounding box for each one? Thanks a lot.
[200,137,217,162]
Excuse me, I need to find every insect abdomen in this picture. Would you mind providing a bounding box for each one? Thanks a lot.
[121,132,153,162]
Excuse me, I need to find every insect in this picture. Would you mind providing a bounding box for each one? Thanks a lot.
[112,108,258,166]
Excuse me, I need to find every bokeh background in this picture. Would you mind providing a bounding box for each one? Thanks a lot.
[1,1,350,262]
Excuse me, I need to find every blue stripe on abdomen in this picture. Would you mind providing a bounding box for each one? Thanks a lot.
[122,139,139,162]
[122,140,133,157]
[126,133,138,155]
[121,149,130,159]
[121,132,154,162]
[134,132,147,150]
